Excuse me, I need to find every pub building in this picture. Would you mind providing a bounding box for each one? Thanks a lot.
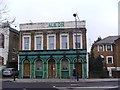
[19,21,87,79]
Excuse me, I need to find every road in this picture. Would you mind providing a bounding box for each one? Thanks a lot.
[1,80,120,90]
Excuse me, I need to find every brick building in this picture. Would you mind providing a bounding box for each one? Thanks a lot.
[0,23,19,70]
[113,36,120,77]
[19,21,87,79]
[92,36,120,77]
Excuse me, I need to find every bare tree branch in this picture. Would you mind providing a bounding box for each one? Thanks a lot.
[0,0,15,24]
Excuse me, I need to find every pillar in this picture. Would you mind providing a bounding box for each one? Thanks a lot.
[70,61,73,79]
[43,62,47,79]
[19,62,22,78]
[31,62,34,78]
[56,60,60,78]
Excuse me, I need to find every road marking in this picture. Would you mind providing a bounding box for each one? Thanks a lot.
[70,84,79,86]
[55,86,119,89]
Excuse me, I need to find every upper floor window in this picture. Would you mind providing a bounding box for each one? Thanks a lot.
[106,45,112,51]
[106,56,113,64]
[47,34,56,50]
[35,35,43,50]
[0,33,4,48]
[73,34,82,49]
[23,36,31,50]
[60,34,69,49]
[98,45,104,52]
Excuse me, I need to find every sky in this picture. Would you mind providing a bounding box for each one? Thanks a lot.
[4,0,119,51]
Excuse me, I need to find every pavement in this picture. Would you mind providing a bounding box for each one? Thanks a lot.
[1,78,120,83]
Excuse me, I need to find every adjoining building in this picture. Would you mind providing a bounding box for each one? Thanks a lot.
[19,21,88,79]
[0,23,19,70]
[113,36,120,77]
[92,36,120,78]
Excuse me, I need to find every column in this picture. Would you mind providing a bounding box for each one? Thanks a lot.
[56,60,60,78]
[43,61,47,79]
[70,61,73,79]
[82,56,87,79]
[31,62,34,78]
[19,62,22,78]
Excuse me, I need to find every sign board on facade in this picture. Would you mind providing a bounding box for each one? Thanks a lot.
[48,22,64,27]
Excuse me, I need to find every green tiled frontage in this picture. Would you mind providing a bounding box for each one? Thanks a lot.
[19,49,87,79]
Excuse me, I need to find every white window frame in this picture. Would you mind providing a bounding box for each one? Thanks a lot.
[73,33,82,49]
[106,44,113,51]
[47,34,56,50]
[60,34,69,49]
[34,35,43,50]
[22,35,31,50]
[106,56,113,64]
[98,45,104,52]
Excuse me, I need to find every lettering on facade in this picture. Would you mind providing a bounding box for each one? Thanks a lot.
[48,22,64,27]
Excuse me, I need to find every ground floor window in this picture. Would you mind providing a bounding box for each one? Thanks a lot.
[36,60,43,70]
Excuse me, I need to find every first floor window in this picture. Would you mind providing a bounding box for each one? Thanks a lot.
[61,35,67,49]
[60,34,69,49]
[106,45,112,51]
[23,36,31,50]
[36,36,42,50]
[75,35,81,48]
[73,34,82,49]
[24,37,29,50]
[98,45,104,51]
[47,35,56,50]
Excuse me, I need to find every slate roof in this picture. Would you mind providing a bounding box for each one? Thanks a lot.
[95,36,119,45]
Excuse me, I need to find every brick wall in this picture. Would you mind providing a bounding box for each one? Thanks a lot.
[20,28,87,50]
[114,38,120,67]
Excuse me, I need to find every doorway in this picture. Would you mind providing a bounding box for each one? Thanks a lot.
[74,63,82,78]
[23,60,30,78]
[48,59,56,78]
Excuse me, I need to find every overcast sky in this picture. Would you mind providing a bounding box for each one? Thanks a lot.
[5,0,119,51]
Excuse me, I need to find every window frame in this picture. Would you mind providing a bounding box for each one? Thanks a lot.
[73,33,82,49]
[22,35,31,50]
[47,34,56,50]
[60,34,69,49]
[106,56,113,64]
[98,45,104,52]
[0,33,4,48]
[106,44,112,51]
[34,35,43,50]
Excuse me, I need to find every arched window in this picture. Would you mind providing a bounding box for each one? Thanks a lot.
[36,60,43,70]
[0,56,4,65]
[62,59,69,70]
[0,33,4,48]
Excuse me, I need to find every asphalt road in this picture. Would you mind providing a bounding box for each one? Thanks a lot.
[2,80,120,90]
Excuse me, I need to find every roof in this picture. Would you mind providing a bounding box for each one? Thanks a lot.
[95,36,119,45]
[9,27,19,34]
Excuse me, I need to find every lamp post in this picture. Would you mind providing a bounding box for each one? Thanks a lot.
[73,13,79,81]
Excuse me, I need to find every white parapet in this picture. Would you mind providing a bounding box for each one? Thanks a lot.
[19,21,86,31]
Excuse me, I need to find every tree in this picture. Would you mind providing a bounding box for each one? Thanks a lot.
[89,37,102,71]
[0,0,15,24]
[89,37,105,78]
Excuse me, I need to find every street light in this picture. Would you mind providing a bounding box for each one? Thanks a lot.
[73,13,79,81]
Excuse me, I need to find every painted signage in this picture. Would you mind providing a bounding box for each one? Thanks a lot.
[48,22,64,27]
